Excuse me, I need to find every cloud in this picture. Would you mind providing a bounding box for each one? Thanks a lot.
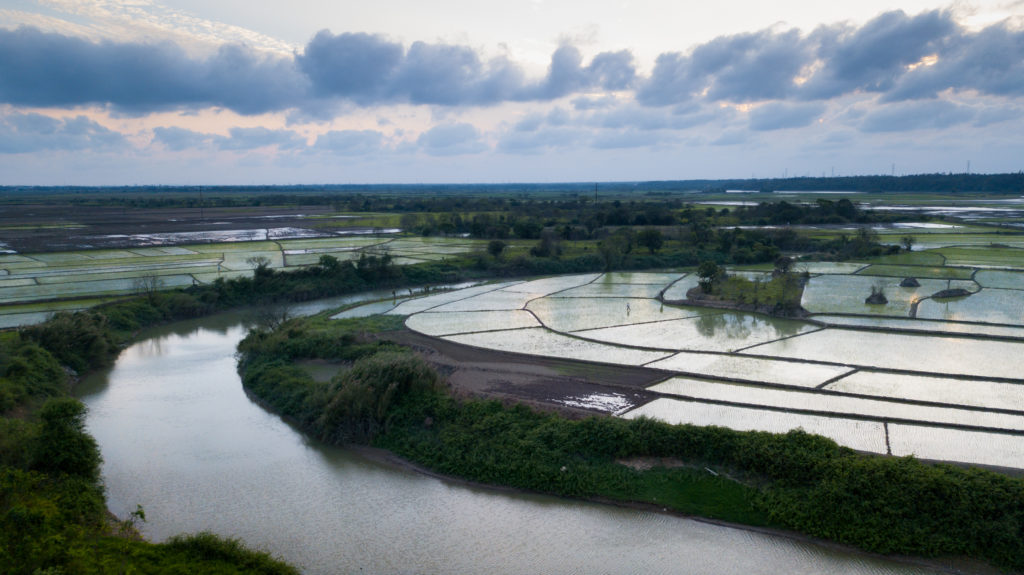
[497,126,584,154]
[572,95,618,110]
[296,31,404,104]
[638,28,811,105]
[859,100,975,132]
[152,126,214,151]
[749,102,826,131]
[800,10,957,99]
[711,130,748,146]
[0,27,306,115]
[0,111,125,153]
[885,22,1024,101]
[313,130,385,155]
[416,123,486,155]
[277,31,633,107]
[591,129,670,149]
[217,127,306,151]
[636,10,1019,107]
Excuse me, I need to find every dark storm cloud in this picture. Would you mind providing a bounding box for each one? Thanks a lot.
[0,27,306,115]
[749,102,826,131]
[0,112,125,153]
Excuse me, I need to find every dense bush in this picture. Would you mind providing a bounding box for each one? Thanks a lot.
[0,334,68,413]
[316,351,441,444]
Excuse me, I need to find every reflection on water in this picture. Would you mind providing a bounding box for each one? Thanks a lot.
[77,311,945,575]
[694,311,805,341]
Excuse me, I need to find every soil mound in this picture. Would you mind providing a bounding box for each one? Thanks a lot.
[865,292,888,304]
[932,288,971,299]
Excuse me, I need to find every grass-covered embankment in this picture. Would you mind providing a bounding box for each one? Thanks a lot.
[238,312,1024,572]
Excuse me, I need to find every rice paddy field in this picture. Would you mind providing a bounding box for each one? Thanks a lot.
[387,242,1024,470]
[7,192,1024,470]
[0,234,486,325]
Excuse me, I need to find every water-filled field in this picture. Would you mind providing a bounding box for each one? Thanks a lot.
[801,275,978,316]
[915,288,1024,324]
[445,327,673,365]
[0,234,488,325]
[647,352,853,387]
[8,208,1024,469]
[405,310,541,335]
[825,371,1024,412]
[575,313,816,352]
[396,264,1024,470]
[651,377,1024,431]
[750,328,1024,380]
[809,315,1024,338]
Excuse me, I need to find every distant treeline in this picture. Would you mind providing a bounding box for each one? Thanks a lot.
[4,171,1023,199]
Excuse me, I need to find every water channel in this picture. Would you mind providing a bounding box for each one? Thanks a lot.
[76,306,951,574]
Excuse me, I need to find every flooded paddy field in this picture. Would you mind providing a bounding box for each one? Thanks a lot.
[391,260,1024,470]
[0,234,486,325]
[8,191,1024,471]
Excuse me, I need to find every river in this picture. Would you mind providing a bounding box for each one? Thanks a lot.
[76,308,950,574]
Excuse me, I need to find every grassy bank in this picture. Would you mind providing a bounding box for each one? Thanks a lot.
[238,313,1024,572]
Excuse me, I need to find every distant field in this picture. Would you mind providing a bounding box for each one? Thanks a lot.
[0,234,485,324]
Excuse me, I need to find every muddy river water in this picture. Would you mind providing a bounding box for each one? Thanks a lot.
[77,310,951,574]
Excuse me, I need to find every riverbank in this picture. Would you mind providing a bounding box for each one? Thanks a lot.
[346,437,999,575]
[348,329,1001,575]
[236,313,1024,574]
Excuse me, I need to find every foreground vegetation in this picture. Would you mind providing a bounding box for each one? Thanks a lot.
[238,313,1024,572]
[0,332,299,573]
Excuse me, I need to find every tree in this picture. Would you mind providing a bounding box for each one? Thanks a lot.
[774,256,794,275]
[598,234,628,271]
[30,398,102,481]
[697,260,722,293]
[487,239,507,260]
[132,274,163,302]
[317,255,341,274]
[637,228,664,254]
[530,230,562,258]
[901,235,916,251]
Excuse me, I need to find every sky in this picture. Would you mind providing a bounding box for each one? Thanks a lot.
[1,0,1023,185]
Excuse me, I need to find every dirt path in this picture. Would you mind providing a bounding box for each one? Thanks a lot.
[384,329,672,418]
